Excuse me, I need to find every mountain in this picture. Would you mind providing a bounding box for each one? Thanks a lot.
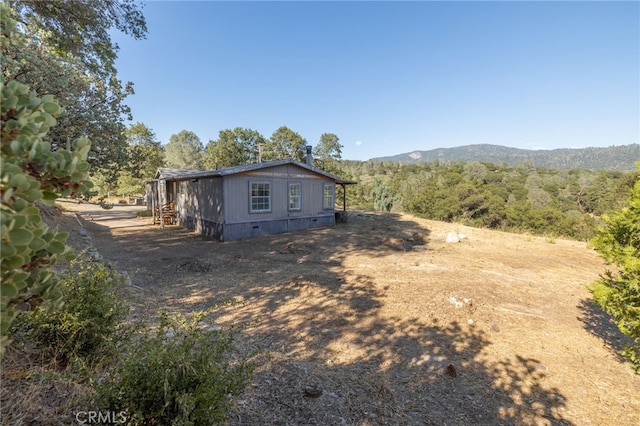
[370,144,639,171]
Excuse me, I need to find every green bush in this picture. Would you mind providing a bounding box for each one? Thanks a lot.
[589,167,640,372]
[136,209,153,218]
[12,259,130,368]
[95,312,253,425]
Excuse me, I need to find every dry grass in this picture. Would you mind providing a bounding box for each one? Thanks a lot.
[1,344,92,425]
[2,201,639,425]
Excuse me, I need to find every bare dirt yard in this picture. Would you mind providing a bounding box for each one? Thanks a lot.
[14,200,640,425]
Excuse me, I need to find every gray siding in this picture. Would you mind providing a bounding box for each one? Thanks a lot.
[223,164,334,224]
[177,178,224,234]
[181,217,224,240]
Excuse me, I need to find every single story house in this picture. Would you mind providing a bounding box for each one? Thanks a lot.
[146,158,356,241]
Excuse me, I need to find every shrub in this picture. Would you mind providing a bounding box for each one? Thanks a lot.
[589,166,640,372]
[136,209,153,218]
[12,259,130,369]
[95,312,253,425]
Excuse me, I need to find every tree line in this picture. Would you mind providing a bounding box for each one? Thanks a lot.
[95,124,344,199]
[372,143,639,172]
[338,159,638,241]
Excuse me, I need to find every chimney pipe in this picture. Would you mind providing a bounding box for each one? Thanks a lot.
[306,145,313,166]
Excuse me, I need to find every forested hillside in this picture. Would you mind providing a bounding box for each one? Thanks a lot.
[338,160,638,241]
[373,144,639,171]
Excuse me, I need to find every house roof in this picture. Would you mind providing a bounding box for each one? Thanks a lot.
[153,159,357,185]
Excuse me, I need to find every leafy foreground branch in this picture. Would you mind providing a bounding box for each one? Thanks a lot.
[1,1,94,355]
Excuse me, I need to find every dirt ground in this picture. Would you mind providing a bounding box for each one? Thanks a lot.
[22,200,640,425]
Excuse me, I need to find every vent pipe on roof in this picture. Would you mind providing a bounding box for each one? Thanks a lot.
[305,145,313,166]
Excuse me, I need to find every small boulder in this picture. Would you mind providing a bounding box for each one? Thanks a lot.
[445,232,460,243]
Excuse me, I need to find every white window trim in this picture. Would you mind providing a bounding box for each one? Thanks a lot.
[323,183,335,210]
[249,181,271,213]
[288,182,301,211]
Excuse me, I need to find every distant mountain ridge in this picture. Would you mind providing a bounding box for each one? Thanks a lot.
[371,144,639,171]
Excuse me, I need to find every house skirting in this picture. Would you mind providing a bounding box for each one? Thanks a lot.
[180,214,335,241]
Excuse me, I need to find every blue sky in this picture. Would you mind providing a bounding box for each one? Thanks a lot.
[112,1,639,161]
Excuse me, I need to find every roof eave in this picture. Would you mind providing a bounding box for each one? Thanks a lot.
[153,159,358,184]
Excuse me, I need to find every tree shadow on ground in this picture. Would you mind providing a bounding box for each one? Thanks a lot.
[71,208,571,425]
[576,299,634,364]
[227,314,570,425]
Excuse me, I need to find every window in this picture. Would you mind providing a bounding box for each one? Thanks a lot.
[323,183,334,209]
[289,183,301,211]
[250,182,271,213]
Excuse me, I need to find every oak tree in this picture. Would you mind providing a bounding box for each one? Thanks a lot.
[165,130,204,170]
[203,127,266,169]
[263,126,306,162]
